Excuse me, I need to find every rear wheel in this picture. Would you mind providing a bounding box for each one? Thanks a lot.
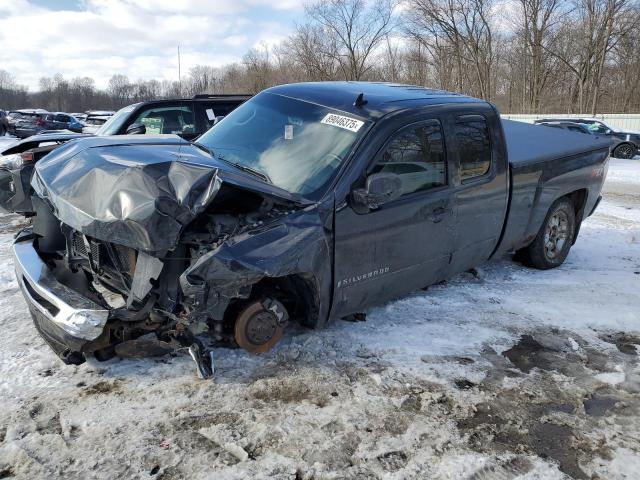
[518,198,576,270]
[613,143,635,159]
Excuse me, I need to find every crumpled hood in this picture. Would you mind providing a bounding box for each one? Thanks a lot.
[32,135,300,255]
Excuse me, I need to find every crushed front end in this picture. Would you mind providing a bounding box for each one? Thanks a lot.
[14,137,331,378]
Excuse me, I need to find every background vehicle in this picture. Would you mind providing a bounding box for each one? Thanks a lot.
[534,117,639,159]
[6,109,49,137]
[71,112,88,124]
[94,95,250,140]
[82,114,111,134]
[0,110,8,136]
[0,95,250,215]
[12,82,610,377]
[536,120,624,156]
[11,111,84,138]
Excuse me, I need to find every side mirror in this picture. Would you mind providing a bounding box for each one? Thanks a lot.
[213,116,225,125]
[126,123,146,135]
[352,172,402,209]
[605,129,612,135]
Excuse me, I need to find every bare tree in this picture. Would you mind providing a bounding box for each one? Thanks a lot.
[405,0,497,99]
[2,0,639,115]
[515,0,567,111]
[304,0,397,80]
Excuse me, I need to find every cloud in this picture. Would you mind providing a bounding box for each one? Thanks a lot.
[0,0,303,90]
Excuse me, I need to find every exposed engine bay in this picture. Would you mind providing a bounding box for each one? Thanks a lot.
[26,183,318,378]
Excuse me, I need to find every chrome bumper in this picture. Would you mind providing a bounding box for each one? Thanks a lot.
[13,239,109,341]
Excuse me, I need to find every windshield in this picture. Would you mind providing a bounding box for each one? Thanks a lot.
[580,120,616,134]
[197,92,369,199]
[96,104,139,136]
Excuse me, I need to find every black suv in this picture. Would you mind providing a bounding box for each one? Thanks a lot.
[534,118,640,159]
[95,95,250,139]
[0,95,250,215]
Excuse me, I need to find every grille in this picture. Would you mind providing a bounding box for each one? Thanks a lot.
[72,232,88,257]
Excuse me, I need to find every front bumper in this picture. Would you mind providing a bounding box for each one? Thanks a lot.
[13,237,109,363]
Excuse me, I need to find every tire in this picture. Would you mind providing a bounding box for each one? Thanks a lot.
[518,198,576,270]
[612,143,636,159]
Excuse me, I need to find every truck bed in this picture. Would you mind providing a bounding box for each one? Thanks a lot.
[502,119,611,166]
[495,120,611,256]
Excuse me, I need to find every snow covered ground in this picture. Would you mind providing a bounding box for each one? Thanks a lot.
[0,159,639,480]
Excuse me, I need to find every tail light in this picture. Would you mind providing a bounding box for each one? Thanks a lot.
[35,118,44,126]
[21,152,34,163]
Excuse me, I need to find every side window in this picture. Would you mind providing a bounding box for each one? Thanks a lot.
[371,121,446,196]
[130,105,195,135]
[455,116,491,181]
[55,114,69,123]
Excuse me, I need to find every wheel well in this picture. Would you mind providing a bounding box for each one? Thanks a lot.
[614,141,634,150]
[564,188,588,244]
[243,274,321,329]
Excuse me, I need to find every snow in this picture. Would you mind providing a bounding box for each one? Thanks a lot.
[0,159,639,479]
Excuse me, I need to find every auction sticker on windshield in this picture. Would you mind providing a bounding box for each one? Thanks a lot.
[321,113,364,132]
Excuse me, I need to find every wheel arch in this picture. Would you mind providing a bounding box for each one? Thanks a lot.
[244,273,323,329]
[564,188,588,245]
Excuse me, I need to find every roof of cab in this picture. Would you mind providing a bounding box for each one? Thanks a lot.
[265,81,486,121]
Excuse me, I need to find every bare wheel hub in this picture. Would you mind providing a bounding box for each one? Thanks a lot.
[234,299,288,353]
[543,210,569,260]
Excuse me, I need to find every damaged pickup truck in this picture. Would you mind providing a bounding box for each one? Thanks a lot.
[12,82,610,378]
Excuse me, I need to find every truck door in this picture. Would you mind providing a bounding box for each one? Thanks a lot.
[332,119,455,317]
[449,113,509,274]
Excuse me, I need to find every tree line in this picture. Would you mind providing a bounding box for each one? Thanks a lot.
[1,0,638,115]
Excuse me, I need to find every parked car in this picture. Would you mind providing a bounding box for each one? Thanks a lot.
[11,111,84,138]
[0,95,250,215]
[536,120,625,156]
[70,113,88,124]
[82,114,112,134]
[86,110,115,117]
[12,82,609,377]
[534,117,640,159]
[0,132,90,213]
[0,110,9,136]
[6,109,49,137]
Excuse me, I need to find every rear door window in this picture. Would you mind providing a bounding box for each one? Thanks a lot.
[454,115,492,181]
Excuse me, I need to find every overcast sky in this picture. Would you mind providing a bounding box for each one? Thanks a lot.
[0,0,304,91]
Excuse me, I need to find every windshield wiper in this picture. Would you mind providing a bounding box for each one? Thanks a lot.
[229,162,272,184]
[215,152,272,184]
[192,143,272,184]
[191,141,215,157]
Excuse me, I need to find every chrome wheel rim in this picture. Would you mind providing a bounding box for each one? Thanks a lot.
[615,145,634,159]
[544,210,569,260]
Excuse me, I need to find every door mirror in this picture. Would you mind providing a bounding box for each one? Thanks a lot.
[213,115,225,125]
[353,172,402,209]
[126,123,146,135]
